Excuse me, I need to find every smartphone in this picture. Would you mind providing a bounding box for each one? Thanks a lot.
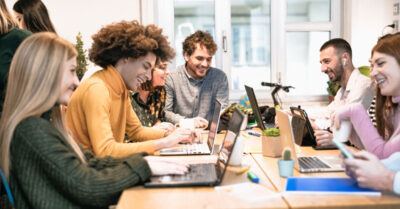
[332,140,353,159]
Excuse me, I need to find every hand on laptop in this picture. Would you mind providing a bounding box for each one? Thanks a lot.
[314,129,334,147]
[153,122,175,136]
[144,156,189,176]
[194,117,208,129]
[155,128,196,150]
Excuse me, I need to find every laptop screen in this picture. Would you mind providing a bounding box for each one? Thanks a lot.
[216,107,245,178]
[244,85,265,131]
[207,100,222,150]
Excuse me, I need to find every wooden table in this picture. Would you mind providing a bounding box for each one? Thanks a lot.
[116,154,287,209]
[252,147,400,209]
[116,132,400,209]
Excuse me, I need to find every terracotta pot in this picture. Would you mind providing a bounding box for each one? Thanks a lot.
[261,135,282,157]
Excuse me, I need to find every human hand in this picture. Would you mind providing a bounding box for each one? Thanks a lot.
[153,122,175,136]
[144,156,189,176]
[193,117,208,129]
[314,129,334,147]
[344,150,395,192]
[157,128,194,149]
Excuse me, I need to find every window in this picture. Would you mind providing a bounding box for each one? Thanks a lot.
[156,0,342,102]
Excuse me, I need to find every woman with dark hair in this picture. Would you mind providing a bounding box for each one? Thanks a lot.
[131,60,174,130]
[334,34,400,194]
[66,20,195,158]
[13,0,56,33]
[0,0,31,115]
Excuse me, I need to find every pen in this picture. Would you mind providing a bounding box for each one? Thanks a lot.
[236,166,250,175]
[248,132,261,137]
[247,171,259,183]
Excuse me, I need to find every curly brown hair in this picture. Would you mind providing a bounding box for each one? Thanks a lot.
[182,30,217,57]
[89,20,175,69]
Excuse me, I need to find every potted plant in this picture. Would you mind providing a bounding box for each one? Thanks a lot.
[74,32,89,81]
[223,103,251,130]
[261,127,282,157]
[327,81,341,103]
[277,147,294,178]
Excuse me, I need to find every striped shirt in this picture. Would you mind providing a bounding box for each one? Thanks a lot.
[164,64,229,124]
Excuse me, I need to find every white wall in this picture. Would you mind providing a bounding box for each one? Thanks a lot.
[344,0,393,67]
[5,0,141,78]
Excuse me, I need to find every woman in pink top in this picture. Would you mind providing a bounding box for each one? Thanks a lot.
[335,33,400,159]
[333,34,400,194]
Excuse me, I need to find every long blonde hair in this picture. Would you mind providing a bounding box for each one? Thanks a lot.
[0,0,18,34]
[0,32,86,179]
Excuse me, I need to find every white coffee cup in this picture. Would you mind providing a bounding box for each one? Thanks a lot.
[333,120,352,142]
[228,133,244,166]
[179,118,195,130]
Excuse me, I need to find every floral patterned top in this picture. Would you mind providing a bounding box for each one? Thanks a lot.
[131,87,166,127]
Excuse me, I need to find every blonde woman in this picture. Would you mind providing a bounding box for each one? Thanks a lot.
[0,0,31,114]
[0,32,188,209]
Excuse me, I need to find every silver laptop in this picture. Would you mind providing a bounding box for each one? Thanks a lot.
[160,100,222,155]
[144,107,245,187]
[276,109,344,173]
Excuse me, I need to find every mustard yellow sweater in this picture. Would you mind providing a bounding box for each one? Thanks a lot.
[66,66,164,157]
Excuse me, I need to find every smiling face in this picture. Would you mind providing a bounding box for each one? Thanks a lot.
[57,57,79,105]
[184,44,212,80]
[118,52,156,91]
[320,46,345,82]
[370,51,400,97]
[152,61,169,87]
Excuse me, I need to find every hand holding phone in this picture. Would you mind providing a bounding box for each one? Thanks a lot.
[332,140,353,159]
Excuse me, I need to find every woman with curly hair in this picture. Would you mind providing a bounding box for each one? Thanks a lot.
[66,20,196,158]
[0,32,189,209]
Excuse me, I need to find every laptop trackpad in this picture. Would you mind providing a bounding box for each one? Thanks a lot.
[320,156,344,169]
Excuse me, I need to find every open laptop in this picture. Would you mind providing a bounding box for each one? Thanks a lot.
[290,106,337,150]
[144,107,245,187]
[276,109,344,173]
[244,85,273,131]
[160,100,223,156]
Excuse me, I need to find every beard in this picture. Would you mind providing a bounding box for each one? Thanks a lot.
[331,60,344,82]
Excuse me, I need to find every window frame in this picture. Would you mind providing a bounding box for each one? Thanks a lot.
[149,0,343,104]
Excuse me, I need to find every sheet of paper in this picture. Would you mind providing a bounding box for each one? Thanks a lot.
[215,183,281,202]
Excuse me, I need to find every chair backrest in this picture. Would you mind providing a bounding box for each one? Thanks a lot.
[0,168,14,207]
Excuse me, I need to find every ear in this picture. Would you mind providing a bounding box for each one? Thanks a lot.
[342,53,349,66]
[184,53,189,62]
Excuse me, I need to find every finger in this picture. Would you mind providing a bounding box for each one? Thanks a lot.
[314,130,327,136]
[317,138,332,147]
[352,150,373,161]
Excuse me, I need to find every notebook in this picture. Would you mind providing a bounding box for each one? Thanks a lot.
[244,85,274,131]
[285,177,381,195]
[160,99,222,156]
[144,107,245,187]
[276,109,344,173]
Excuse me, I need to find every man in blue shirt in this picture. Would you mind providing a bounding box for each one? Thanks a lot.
[165,30,229,128]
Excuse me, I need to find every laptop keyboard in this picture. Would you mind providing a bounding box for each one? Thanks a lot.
[172,164,214,181]
[298,157,330,169]
[183,143,208,154]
